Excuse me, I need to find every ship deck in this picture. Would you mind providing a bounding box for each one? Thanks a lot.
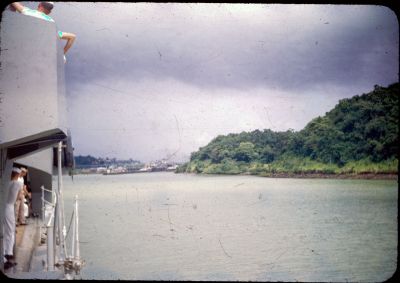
[3,217,63,279]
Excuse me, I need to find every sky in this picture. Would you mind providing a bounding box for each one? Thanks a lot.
[10,2,399,162]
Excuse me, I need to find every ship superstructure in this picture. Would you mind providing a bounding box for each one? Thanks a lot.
[1,10,82,279]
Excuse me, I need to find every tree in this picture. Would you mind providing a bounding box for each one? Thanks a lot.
[234,142,258,162]
[260,145,275,163]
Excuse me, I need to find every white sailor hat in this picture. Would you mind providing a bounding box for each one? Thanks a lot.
[21,167,27,172]
[12,167,22,173]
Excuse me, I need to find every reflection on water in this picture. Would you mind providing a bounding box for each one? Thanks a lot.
[60,172,397,281]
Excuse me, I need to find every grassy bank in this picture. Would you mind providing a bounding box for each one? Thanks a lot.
[176,157,398,179]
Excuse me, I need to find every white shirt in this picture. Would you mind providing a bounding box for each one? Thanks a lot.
[21,7,55,22]
[20,7,63,39]
[6,180,22,205]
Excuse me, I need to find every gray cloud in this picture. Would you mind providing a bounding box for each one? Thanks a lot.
[52,3,398,92]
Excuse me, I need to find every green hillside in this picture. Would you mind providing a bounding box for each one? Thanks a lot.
[177,83,399,176]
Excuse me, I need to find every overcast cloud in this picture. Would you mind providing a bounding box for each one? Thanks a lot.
[12,3,398,162]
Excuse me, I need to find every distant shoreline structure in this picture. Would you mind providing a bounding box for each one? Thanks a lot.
[74,156,181,175]
[102,167,177,175]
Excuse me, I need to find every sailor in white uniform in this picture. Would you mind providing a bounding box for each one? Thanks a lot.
[3,167,23,269]
[15,168,27,225]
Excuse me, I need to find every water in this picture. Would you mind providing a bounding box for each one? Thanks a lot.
[60,172,397,281]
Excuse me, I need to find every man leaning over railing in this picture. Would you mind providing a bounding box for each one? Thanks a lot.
[9,2,76,63]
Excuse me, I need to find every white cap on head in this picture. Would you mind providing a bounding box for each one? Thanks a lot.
[21,168,27,172]
[12,167,22,173]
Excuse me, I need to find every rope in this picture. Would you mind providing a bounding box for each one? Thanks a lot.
[65,209,75,239]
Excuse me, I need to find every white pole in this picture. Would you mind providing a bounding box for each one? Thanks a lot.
[74,195,80,259]
[57,141,68,260]
[47,217,54,271]
[41,186,44,245]
[71,200,75,259]
[41,186,44,224]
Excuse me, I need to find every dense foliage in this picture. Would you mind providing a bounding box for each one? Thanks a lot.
[178,83,399,175]
[74,155,103,167]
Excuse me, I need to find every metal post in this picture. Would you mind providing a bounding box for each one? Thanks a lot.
[71,203,75,259]
[42,186,57,271]
[57,141,68,260]
[41,186,44,244]
[53,196,59,263]
[74,195,80,259]
[47,222,54,271]
[41,186,44,224]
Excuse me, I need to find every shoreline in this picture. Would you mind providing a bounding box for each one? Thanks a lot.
[183,171,398,180]
[74,171,398,180]
[256,172,398,180]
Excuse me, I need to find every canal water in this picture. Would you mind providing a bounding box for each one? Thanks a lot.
[60,172,397,281]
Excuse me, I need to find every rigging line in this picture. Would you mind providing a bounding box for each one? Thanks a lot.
[65,210,75,240]
[164,114,182,161]
[80,81,302,103]
[69,126,262,131]
[91,83,126,94]
[264,106,276,129]
[182,51,223,71]
[174,114,181,143]
[90,82,208,106]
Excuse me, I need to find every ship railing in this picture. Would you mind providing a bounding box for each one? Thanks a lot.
[40,185,57,271]
[54,141,84,278]
[39,142,84,277]
[41,186,56,224]
[63,195,84,278]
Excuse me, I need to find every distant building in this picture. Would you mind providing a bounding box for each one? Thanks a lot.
[167,165,178,171]
[96,167,107,173]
